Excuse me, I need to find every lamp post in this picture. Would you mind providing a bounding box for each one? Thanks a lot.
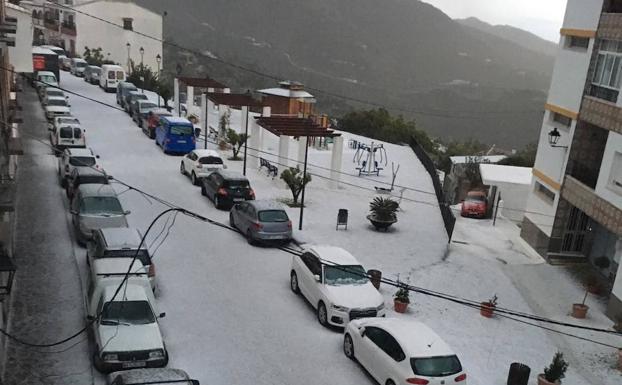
[126,42,131,74]
[139,47,145,93]
[0,248,16,297]
[548,128,568,149]
[156,54,162,107]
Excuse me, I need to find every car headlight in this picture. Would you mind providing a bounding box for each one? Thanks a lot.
[149,349,164,358]
[103,353,118,361]
[331,304,349,312]
[377,302,385,311]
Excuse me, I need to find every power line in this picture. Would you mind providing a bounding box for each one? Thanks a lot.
[55,2,544,119]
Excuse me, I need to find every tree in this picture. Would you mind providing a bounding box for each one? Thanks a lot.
[83,46,113,66]
[497,143,537,167]
[280,166,312,204]
[225,128,249,160]
[155,79,172,109]
[218,109,231,138]
[127,60,159,91]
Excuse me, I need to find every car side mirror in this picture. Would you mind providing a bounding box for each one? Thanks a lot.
[86,315,95,321]
[96,155,100,159]
[359,327,366,337]
[124,210,131,215]
[314,274,321,282]
[107,175,114,180]
[159,312,166,318]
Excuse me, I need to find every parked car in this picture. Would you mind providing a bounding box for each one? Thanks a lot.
[87,258,167,373]
[35,71,58,94]
[60,56,72,71]
[100,64,126,92]
[460,190,488,219]
[141,108,172,139]
[70,184,130,245]
[49,122,85,153]
[66,167,110,201]
[343,318,467,385]
[44,95,71,120]
[107,368,199,385]
[41,87,68,106]
[230,200,292,245]
[131,100,158,126]
[200,170,254,209]
[125,91,148,115]
[84,65,102,84]
[290,245,385,327]
[48,115,80,133]
[155,116,196,154]
[116,81,137,107]
[58,147,101,187]
[70,57,88,76]
[180,149,225,185]
[86,227,156,291]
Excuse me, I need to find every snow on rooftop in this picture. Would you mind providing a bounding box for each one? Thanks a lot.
[32,47,57,55]
[479,164,532,185]
[258,88,315,99]
[449,155,507,164]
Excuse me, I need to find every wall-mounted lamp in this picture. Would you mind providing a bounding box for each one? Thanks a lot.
[548,128,568,149]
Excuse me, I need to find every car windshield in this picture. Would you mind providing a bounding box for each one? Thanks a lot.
[101,300,155,325]
[103,249,151,266]
[78,175,108,185]
[323,264,368,285]
[108,71,115,79]
[140,102,157,111]
[40,75,56,83]
[169,125,193,136]
[77,62,87,68]
[258,210,289,222]
[411,356,462,377]
[199,156,223,165]
[47,99,67,106]
[58,117,79,125]
[69,156,96,167]
[80,196,124,215]
[466,194,486,203]
[133,94,148,101]
[59,127,73,138]
[47,90,64,97]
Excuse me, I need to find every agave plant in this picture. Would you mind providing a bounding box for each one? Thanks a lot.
[369,196,399,222]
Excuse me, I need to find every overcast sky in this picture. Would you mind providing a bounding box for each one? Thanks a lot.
[422,0,568,42]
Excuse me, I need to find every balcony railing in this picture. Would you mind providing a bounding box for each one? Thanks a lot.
[61,22,76,36]
[44,19,59,31]
[580,95,622,135]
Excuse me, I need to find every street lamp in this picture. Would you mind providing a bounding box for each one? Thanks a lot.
[126,42,131,73]
[139,47,145,93]
[0,248,16,297]
[156,54,162,107]
[548,127,568,149]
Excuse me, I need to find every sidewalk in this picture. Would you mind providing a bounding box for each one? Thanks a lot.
[1,86,92,385]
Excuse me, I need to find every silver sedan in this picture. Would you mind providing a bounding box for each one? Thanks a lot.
[229,200,293,245]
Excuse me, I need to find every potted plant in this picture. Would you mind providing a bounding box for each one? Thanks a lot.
[393,285,410,313]
[480,294,498,318]
[538,352,568,385]
[367,196,398,231]
[571,288,589,319]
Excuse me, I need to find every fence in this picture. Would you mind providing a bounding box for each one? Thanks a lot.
[409,137,455,242]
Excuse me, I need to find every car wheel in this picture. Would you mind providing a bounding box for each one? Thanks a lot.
[191,172,198,186]
[343,334,355,359]
[386,381,396,385]
[229,212,236,228]
[317,301,329,327]
[290,271,300,294]
[93,346,105,373]
[214,195,221,209]
[246,230,255,245]
[201,185,206,196]
[180,162,186,175]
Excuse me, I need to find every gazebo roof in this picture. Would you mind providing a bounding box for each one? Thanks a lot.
[206,93,264,109]
[255,117,339,138]
[178,76,227,89]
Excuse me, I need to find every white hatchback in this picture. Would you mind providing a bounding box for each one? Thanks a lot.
[180,149,225,185]
[290,245,385,327]
[343,318,467,385]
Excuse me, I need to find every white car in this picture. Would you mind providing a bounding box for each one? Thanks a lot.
[58,147,101,187]
[35,71,58,93]
[41,87,69,107]
[49,123,86,152]
[180,149,226,185]
[44,96,71,120]
[343,318,467,385]
[290,245,385,327]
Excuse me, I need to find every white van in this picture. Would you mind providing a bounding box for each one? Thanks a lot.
[100,65,126,93]
[70,58,88,77]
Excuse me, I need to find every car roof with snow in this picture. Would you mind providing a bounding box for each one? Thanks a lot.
[119,81,136,89]
[66,147,94,157]
[47,96,67,102]
[103,282,149,302]
[193,149,221,158]
[214,170,248,181]
[107,368,191,384]
[77,183,118,197]
[98,228,145,250]
[36,70,56,76]
[44,87,64,94]
[362,318,456,358]
[248,200,287,211]
[92,257,146,278]
[162,116,192,125]
[308,245,359,265]
[150,108,172,116]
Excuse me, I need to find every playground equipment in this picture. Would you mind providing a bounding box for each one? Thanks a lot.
[354,142,388,176]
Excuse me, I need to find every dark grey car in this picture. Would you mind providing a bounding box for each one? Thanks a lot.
[125,91,148,115]
[229,200,292,245]
[116,81,137,107]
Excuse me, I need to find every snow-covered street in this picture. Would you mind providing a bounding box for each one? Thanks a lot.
[4,73,621,385]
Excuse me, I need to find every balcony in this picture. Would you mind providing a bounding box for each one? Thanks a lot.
[567,162,599,189]
[580,95,622,135]
[61,22,76,36]
[600,13,622,40]
[44,19,59,31]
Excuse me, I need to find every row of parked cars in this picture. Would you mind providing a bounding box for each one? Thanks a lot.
[37,60,199,384]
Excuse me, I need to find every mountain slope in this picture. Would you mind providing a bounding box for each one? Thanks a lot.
[457,17,558,57]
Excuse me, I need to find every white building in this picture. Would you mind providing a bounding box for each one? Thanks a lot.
[75,0,162,72]
[479,164,532,223]
[520,0,622,320]
[6,2,33,73]
[20,0,77,54]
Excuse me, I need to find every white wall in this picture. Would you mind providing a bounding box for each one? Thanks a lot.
[7,5,33,73]
[75,1,163,71]
[487,181,530,223]
[561,0,603,31]
[595,131,622,210]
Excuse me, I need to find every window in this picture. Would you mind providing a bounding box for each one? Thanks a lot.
[199,156,223,165]
[301,253,321,275]
[323,265,368,285]
[593,40,622,91]
[411,355,462,377]
[122,18,133,31]
[608,152,622,194]
[69,156,96,167]
[258,210,289,222]
[364,327,405,361]
[535,181,555,204]
[101,300,155,325]
[566,36,590,50]
[551,112,572,127]
[60,127,73,138]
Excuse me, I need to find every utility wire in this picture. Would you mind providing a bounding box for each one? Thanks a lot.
[55,2,544,119]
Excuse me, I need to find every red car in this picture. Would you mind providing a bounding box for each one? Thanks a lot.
[461,191,488,218]
[141,108,172,139]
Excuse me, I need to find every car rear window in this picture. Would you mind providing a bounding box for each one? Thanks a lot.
[258,210,289,222]
[73,127,83,138]
[107,71,115,79]
[169,125,193,136]
[103,249,151,266]
[410,355,462,377]
[223,179,250,189]
[60,127,73,138]
[47,99,67,106]
[466,194,486,202]
[199,156,223,165]
[78,175,108,186]
[116,71,125,80]
[69,156,96,167]
[47,90,64,97]
[77,62,86,68]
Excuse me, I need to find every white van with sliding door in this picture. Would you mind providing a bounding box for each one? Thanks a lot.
[100,65,126,93]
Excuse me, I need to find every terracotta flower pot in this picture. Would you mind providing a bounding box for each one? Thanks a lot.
[480,302,495,318]
[537,374,559,385]
[571,303,589,319]
[394,299,408,313]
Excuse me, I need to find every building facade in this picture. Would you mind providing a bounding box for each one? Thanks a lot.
[20,0,76,54]
[521,0,622,320]
[75,0,162,72]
